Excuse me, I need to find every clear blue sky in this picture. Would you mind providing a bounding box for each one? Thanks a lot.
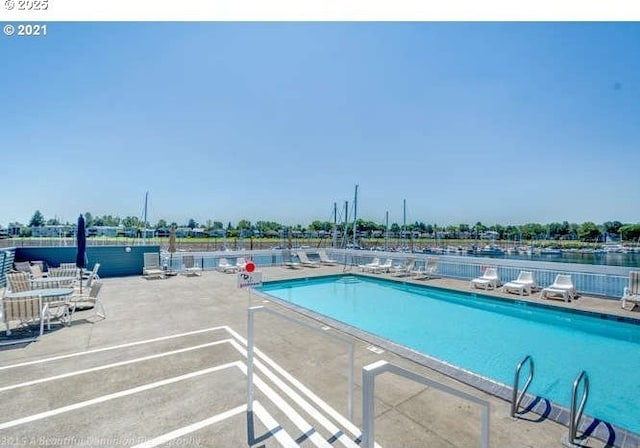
[1,22,639,228]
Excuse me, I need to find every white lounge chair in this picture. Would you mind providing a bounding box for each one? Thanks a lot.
[359,258,380,272]
[411,258,439,280]
[143,252,165,279]
[182,255,201,276]
[502,271,537,296]
[235,257,248,271]
[471,267,500,290]
[318,250,339,266]
[621,271,640,310]
[392,258,415,277]
[296,251,320,268]
[217,258,238,273]
[371,258,393,274]
[540,274,577,302]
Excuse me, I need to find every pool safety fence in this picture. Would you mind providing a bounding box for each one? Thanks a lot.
[158,249,631,299]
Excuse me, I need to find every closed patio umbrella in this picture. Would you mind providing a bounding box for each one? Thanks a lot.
[76,214,87,293]
[168,226,176,273]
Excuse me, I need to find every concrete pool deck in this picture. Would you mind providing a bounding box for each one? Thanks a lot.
[1,265,638,447]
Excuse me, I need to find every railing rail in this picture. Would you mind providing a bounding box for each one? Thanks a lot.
[511,355,534,417]
[246,305,355,421]
[361,360,490,448]
[565,370,589,446]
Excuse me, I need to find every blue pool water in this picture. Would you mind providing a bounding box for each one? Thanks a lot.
[259,275,640,434]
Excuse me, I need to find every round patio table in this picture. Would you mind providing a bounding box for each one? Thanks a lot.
[5,287,74,300]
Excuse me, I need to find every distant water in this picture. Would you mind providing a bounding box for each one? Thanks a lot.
[471,251,640,268]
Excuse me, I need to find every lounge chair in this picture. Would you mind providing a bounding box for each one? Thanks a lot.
[296,251,320,268]
[217,258,238,273]
[143,252,165,279]
[621,271,640,310]
[540,274,577,302]
[471,267,500,290]
[392,258,415,277]
[318,250,339,266]
[359,258,380,272]
[502,271,537,296]
[235,257,248,271]
[371,258,393,274]
[282,251,302,269]
[181,255,201,276]
[412,258,439,280]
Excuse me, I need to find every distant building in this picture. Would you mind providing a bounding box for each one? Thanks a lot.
[31,225,74,237]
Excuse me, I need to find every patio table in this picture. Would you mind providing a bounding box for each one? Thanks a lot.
[3,287,75,334]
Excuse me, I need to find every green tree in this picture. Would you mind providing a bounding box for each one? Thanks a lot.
[620,224,640,241]
[578,222,601,241]
[155,219,168,229]
[29,210,45,227]
[187,218,198,229]
[46,218,60,225]
[84,212,94,227]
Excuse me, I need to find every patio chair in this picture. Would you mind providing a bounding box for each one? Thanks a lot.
[371,258,393,274]
[392,258,415,277]
[12,261,32,274]
[7,272,31,293]
[412,258,439,280]
[318,250,339,266]
[359,257,380,272]
[182,255,201,276]
[502,271,537,296]
[470,267,500,290]
[2,294,51,337]
[81,263,101,289]
[296,251,320,268]
[69,281,105,320]
[47,268,77,287]
[235,257,248,271]
[217,258,238,273]
[143,252,165,279]
[621,271,640,310]
[540,274,577,302]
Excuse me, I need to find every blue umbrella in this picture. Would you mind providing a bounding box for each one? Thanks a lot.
[76,214,87,292]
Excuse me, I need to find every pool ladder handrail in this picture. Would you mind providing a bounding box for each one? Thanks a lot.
[567,370,589,446]
[511,355,534,417]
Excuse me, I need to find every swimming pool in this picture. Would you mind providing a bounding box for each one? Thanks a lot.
[259,275,640,436]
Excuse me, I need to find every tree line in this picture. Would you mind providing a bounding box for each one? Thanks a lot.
[9,210,640,242]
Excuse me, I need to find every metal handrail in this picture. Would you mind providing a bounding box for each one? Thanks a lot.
[362,360,490,448]
[246,305,355,421]
[567,371,589,446]
[511,355,534,417]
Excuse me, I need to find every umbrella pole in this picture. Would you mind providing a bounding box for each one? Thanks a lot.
[79,267,83,294]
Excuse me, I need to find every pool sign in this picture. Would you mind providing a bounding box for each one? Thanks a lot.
[237,271,262,289]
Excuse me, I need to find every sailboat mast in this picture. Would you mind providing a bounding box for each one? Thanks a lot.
[352,185,358,247]
[143,191,149,240]
[332,202,338,248]
[343,201,349,249]
[385,210,389,250]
